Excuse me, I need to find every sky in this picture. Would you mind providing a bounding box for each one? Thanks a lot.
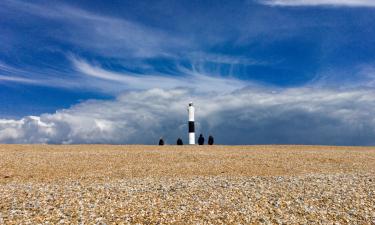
[1,0,375,145]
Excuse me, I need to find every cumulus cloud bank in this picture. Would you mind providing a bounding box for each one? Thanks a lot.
[260,0,375,7]
[1,87,375,145]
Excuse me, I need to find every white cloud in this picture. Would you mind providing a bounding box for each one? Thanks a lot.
[0,61,90,89]
[260,0,375,7]
[1,87,375,145]
[187,52,263,66]
[0,75,40,84]
[72,57,247,93]
[0,56,250,95]
[2,0,193,58]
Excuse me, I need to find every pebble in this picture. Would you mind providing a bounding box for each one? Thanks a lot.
[0,174,374,224]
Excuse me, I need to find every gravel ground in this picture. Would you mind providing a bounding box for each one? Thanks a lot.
[1,174,374,224]
[0,145,374,224]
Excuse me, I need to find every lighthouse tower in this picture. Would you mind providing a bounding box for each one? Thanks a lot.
[188,102,195,145]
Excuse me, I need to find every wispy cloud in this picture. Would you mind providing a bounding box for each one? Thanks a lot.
[1,1,263,92]
[260,0,375,7]
[0,56,250,94]
[0,62,84,89]
[187,52,263,66]
[0,75,40,84]
[2,0,194,59]
[72,57,248,93]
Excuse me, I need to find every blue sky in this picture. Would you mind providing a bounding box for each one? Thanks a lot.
[1,0,375,145]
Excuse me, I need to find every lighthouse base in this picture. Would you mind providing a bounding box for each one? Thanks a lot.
[189,133,195,145]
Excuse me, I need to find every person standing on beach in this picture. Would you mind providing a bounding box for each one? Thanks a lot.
[198,134,204,145]
[208,135,214,145]
[159,138,165,146]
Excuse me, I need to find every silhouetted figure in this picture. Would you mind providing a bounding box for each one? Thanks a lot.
[177,138,183,145]
[208,135,214,145]
[198,134,205,145]
[159,138,164,146]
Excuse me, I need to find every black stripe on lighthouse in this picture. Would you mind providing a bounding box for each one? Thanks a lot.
[189,121,195,133]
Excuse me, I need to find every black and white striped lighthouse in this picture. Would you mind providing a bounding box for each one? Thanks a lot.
[188,102,195,145]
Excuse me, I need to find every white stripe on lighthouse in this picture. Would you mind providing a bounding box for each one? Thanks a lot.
[188,102,195,145]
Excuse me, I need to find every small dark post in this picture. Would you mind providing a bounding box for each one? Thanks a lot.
[208,135,214,145]
[198,134,205,145]
[159,138,165,146]
[177,138,183,145]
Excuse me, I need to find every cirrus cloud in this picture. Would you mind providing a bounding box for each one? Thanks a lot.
[260,0,375,7]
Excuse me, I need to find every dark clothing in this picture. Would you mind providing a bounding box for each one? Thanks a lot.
[177,138,183,145]
[198,134,204,145]
[208,136,214,145]
[159,139,164,146]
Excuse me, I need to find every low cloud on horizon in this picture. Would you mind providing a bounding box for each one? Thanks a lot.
[1,86,375,145]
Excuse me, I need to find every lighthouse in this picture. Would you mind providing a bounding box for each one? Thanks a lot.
[188,102,195,145]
